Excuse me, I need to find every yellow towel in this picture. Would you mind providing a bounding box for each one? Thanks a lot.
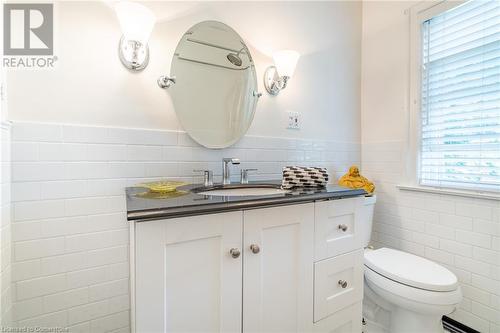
[338,166,375,194]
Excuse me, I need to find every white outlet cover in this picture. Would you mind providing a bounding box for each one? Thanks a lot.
[287,111,301,129]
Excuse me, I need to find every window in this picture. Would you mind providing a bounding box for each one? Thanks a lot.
[418,0,500,192]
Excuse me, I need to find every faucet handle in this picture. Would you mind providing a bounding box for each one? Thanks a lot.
[193,169,213,187]
[240,168,257,184]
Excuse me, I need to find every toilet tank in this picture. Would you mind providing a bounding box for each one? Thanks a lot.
[361,195,377,248]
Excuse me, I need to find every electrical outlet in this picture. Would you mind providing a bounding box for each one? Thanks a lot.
[287,111,301,130]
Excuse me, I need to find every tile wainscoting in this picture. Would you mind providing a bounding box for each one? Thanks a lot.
[7,121,360,331]
[1,122,13,326]
[362,141,500,333]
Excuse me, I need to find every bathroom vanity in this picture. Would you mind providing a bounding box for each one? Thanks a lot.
[126,183,366,332]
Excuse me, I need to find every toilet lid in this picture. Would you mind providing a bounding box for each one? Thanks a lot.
[364,248,458,292]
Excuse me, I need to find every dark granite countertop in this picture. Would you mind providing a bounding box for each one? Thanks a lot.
[126,180,366,222]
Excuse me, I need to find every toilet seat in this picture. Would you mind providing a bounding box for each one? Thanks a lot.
[364,248,458,292]
[364,267,462,308]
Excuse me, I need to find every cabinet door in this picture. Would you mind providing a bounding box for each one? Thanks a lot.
[135,212,243,333]
[243,203,314,332]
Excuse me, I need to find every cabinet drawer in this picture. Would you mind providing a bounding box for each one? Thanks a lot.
[313,250,363,322]
[313,302,362,333]
[314,197,363,261]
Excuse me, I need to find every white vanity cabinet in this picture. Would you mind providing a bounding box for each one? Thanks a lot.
[131,197,364,333]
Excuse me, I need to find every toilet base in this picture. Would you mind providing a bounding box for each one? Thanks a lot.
[364,280,449,333]
[390,307,444,333]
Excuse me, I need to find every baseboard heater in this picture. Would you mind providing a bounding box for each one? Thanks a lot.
[443,316,480,333]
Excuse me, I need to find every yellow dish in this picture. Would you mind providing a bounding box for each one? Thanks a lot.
[135,190,188,200]
[136,181,187,194]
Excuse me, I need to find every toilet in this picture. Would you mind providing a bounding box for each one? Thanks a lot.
[361,195,462,333]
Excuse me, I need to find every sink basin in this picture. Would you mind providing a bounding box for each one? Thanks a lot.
[193,184,288,197]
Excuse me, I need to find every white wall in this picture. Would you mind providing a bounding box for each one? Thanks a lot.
[5,1,363,330]
[361,2,500,332]
[6,1,361,143]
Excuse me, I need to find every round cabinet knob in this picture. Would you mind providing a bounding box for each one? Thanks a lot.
[338,224,348,232]
[338,280,348,288]
[229,248,241,259]
[250,244,260,254]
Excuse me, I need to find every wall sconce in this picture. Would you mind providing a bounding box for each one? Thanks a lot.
[115,1,156,71]
[264,50,300,95]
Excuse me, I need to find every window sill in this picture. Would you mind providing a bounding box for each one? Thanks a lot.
[397,185,500,201]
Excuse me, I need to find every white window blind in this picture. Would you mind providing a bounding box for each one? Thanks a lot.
[420,0,500,192]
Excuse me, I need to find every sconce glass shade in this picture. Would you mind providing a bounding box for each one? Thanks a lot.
[115,1,155,45]
[272,50,300,78]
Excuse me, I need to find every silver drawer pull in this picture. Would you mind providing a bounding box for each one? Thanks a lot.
[338,280,348,288]
[250,244,260,254]
[229,248,241,259]
[338,224,348,232]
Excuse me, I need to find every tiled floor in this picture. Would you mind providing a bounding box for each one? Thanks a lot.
[363,319,451,333]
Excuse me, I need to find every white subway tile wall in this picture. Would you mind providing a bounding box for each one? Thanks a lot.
[362,141,500,333]
[9,121,360,331]
[1,122,13,325]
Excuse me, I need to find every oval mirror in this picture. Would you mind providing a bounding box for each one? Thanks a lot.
[169,21,259,149]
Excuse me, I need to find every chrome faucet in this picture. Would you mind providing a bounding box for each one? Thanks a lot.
[222,158,240,185]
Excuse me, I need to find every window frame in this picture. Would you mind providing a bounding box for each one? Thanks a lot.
[406,0,500,195]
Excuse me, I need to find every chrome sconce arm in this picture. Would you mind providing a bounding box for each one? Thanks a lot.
[157,75,176,89]
[264,66,290,95]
